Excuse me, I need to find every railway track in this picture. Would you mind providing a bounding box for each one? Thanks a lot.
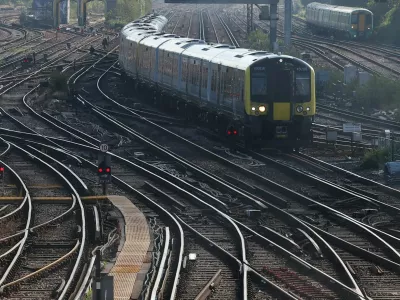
[0,32,187,299]
[61,51,400,298]
[0,147,85,299]
[2,9,400,299]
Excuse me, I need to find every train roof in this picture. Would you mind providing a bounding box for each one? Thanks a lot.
[157,38,206,53]
[121,14,311,71]
[307,2,372,14]
[140,34,197,49]
[121,14,167,37]
[183,44,274,69]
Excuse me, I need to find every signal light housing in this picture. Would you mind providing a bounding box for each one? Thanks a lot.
[227,126,238,137]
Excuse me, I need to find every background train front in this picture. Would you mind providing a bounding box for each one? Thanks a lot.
[306,2,373,40]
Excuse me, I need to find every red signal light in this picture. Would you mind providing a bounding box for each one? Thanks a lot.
[0,167,4,172]
[227,130,231,135]
[105,167,111,173]
[233,130,238,135]
[98,168,103,173]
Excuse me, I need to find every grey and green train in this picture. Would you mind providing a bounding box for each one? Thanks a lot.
[306,2,373,39]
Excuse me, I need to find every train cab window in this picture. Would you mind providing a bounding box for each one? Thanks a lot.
[251,77,267,95]
[295,74,310,98]
[351,14,358,24]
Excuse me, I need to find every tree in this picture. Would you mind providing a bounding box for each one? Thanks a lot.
[248,29,270,51]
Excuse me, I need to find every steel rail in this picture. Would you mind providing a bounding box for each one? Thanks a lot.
[194,269,222,300]
[199,10,205,40]
[150,227,170,300]
[0,35,103,96]
[0,240,80,289]
[187,11,194,38]
[8,122,184,300]
[1,141,87,300]
[175,214,298,300]
[0,129,370,298]
[216,14,239,47]
[206,10,220,43]
[0,143,32,290]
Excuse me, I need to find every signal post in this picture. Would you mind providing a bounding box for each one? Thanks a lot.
[0,164,4,196]
[97,144,111,195]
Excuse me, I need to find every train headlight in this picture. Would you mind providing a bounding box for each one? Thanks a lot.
[259,105,266,112]
[251,107,256,111]
[296,105,303,113]
[306,107,310,111]
[351,25,355,29]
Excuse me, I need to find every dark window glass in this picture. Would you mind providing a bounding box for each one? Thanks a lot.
[295,72,311,98]
[250,60,311,103]
[251,77,267,95]
[351,14,358,24]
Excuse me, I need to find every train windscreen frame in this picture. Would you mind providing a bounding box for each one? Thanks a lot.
[250,58,311,103]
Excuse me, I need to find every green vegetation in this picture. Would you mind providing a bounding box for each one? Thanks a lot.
[4,0,32,8]
[293,0,306,19]
[105,0,151,28]
[360,148,389,170]
[70,1,77,22]
[87,0,105,14]
[319,68,400,114]
[84,288,92,300]
[248,29,270,51]
[49,72,68,93]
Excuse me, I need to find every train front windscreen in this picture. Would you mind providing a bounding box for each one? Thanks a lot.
[250,58,311,104]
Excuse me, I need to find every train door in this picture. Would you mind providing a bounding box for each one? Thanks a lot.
[358,14,365,36]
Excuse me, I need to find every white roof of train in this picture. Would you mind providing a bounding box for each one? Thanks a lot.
[121,14,299,69]
[307,2,372,14]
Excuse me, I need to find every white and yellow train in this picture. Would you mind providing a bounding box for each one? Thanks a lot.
[119,14,316,149]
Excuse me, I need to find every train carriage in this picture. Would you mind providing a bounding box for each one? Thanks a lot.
[306,2,373,39]
[119,14,316,150]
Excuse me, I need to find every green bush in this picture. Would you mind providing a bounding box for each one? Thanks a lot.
[248,29,270,51]
[105,0,151,26]
[84,288,92,300]
[360,148,389,170]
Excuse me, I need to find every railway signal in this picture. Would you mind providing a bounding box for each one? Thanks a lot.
[98,145,111,195]
[226,125,239,150]
[0,165,4,180]
[227,125,238,136]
